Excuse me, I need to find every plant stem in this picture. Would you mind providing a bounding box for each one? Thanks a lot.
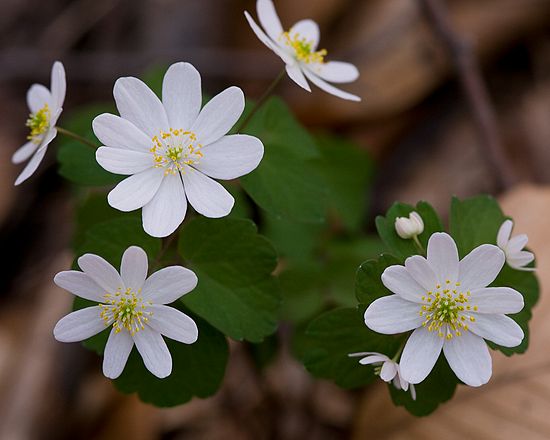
[412,235,424,255]
[56,126,99,149]
[152,233,178,270]
[236,68,286,133]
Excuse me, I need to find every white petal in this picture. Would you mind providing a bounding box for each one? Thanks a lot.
[121,246,148,290]
[191,86,244,145]
[404,255,437,291]
[257,0,284,41]
[92,114,151,152]
[285,63,311,92]
[443,330,491,387]
[381,265,425,303]
[410,384,417,400]
[96,147,153,175]
[181,166,234,218]
[508,251,535,270]
[54,270,105,302]
[194,135,264,180]
[142,266,198,304]
[133,327,172,378]
[470,287,524,314]
[302,68,361,102]
[12,142,38,164]
[380,360,398,382]
[77,253,124,293]
[162,62,202,129]
[113,77,169,137]
[427,232,459,284]
[147,305,198,344]
[107,168,165,212]
[356,354,388,365]
[142,173,187,238]
[26,84,51,113]
[307,61,359,84]
[290,19,320,49]
[103,328,134,379]
[468,314,524,347]
[363,295,423,334]
[507,234,528,254]
[399,326,444,384]
[53,307,105,342]
[50,61,66,110]
[459,244,505,290]
[14,129,55,186]
[244,11,295,64]
[497,219,513,249]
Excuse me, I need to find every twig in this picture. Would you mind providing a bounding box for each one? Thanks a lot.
[418,0,517,191]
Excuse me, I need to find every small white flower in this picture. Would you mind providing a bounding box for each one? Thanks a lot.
[93,62,264,238]
[395,211,424,240]
[244,0,360,101]
[53,246,199,379]
[497,220,535,271]
[364,233,524,387]
[349,351,416,400]
[12,61,66,186]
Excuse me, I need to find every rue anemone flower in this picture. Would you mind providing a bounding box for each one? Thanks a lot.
[395,211,424,240]
[497,220,535,271]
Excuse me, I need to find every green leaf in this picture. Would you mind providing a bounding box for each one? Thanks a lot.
[375,201,444,261]
[355,254,401,305]
[57,105,122,186]
[178,217,281,342]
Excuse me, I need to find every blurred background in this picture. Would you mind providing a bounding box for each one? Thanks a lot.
[2,0,550,438]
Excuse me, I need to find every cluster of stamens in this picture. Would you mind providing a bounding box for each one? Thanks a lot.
[99,287,152,335]
[280,31,327,64]
[150,128,203,175]
[419,280,478,339]
[26,104,50,144]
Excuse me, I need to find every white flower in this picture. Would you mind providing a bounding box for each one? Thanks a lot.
[497,220,535,271]
[53,246,199,379]
[349,351,416,400]
[395,211,424,239]
[364,233,524,387]
[93,62,264,238]
[12,61,66,186]
[244,0,360,101]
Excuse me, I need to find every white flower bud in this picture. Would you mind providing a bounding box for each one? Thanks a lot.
[395,211,424,239]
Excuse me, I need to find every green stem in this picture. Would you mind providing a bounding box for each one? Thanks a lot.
[392,339,407,362]
[56,126,99,149]
[152,233,178,270]
[236,68,286,133]
[412,235,424,255]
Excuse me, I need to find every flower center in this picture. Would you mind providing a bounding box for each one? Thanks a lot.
[419,281,478,339]
[99,287,152,335]
[281,31,327,64]
[26,104,50,144]
[150,128,203,175]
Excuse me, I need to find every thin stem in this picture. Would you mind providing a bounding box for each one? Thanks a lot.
[392,339,407,362]
[412,235,424,255]
[56,126,98,149]
[152,233,178,271]
[236,68,286,132]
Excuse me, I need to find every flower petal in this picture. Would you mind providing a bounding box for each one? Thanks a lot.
[459,244,505,290]
[194,134,264,180]
[147,305,198,344]
[107,167,165,212]
[14,130,55,186]
[356,354,388,365]
[302,68,361,101]
[380,360,398,382]
[12,142,38,164]
[162,62,202,129]
[381,265,425,303]
[497,219,513,249]
[92,113,151,152]
[404,255,437,291]
[244,11,294,64]
[364,295,423,334]
[470,287,524,314]
[53,306,105,342]
[507,234,528,254]
[133,326,172,378]
[427,232,459,284]
[103,328,134,379]
[285,63,311,92]
[257,0,284,41]
[54,270,105,302]
[181,166,234,218]
[399,326,444,384]
[191,86,244,145]
[50,61,66,110]
[96,147,153,175]
[77,253,124,293]
[508,251,535,270]
[142,173,187,238]
[142,266,198,304]
[290,19,320,49]
[307,61,359,84]
[113,77,169,137]
[121,246,148,290]
[26,84,51,113]
[443,330,491,387]
[468,313,524,347]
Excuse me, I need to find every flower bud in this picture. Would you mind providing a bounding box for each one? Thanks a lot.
[395,211,424,239]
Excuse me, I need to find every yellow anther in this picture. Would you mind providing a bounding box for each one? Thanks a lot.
[280,31,327,64]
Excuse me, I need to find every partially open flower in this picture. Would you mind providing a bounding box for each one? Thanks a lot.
[497,219,535,271]
[395,211,424,240]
